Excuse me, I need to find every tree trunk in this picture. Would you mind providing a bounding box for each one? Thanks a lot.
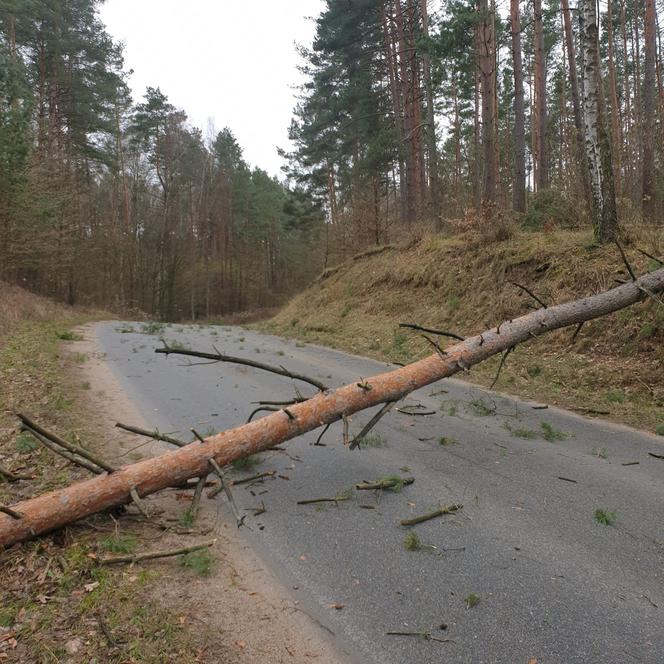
[561,0,592,209]
[2,267,663,548]
[579,0,618,243]
[510,0,526,213]
[642,0,657,222]
[478,0,497,205]
[419,0,441,228]
[606,0,623,197]
[533,0,548,191]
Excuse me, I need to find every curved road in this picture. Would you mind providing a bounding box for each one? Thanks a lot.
[95,321,664,664]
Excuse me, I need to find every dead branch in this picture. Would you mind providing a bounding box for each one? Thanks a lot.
[314,422,331,446]
[400,503,463,526]
[208,458,244,527]
[115,422,188,447]
[0,465,31,482]
[296,496,351,505]
[189,477,206,521]
[99,539,215,565]
[0,506,24,520]
[231,470,276,486]
[21,425,105,475]
[490,346,514,388]
[349,401,396,449]
[637,248,663,266]
[19,414,115,473]
[356,477,414,491]
[511,282,548,308]
[399,323,465,341]
[615,241,637,281]
[155,343,327,391]
[1,267,663,547]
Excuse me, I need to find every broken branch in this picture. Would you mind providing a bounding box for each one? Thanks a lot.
[99,540,215,565]
[400,503,463,526]
[115,422,188,447]
[399,323,465,341]
[155,343,327,391]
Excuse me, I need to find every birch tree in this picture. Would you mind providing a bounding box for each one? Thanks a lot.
[579,0,618,242]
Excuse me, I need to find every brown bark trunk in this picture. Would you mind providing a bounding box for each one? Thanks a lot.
[606,0,623,197]
[642,0,657,222]
[561,0,592,209]
[419,0,441,228]
[2,267,663,548]
[510,0,526,213]
[533,0,548,191]
[478,0,497,205]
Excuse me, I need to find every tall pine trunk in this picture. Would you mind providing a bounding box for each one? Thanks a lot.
[642,0,657,222]
[533,0,548,191]
[478,0,497,205]
[510,0,526,213]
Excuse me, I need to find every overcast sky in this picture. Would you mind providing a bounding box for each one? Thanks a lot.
[99,0,325,177]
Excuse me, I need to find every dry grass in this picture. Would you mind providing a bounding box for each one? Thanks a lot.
[264,228,663,433]
[0,288,217,662]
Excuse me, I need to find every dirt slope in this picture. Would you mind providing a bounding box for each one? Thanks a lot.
[265,229,663,434]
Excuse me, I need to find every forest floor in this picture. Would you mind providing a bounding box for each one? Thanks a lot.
[0,286,339,663]
[263,227,663,436]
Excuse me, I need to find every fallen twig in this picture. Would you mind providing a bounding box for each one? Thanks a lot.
[511,282,548,309]
[490,346,514,388]
[19,414,115,473]
[0,464,31,482]
[208,458,244,527]
[0,506,24,520]
[156,343,327,391]
[356,476,414,491]
[232,470,276,486]
[314,423,331,446]
[297,495,351,505]
[386,630,452,643]
[400,503,463,526]
[557,476,578,483]
[399,323,465,341]
[396,406,436,416]
[350,401,396,449]
[648,452,664,460]
[99,540,215,565]
[115,422,188,447]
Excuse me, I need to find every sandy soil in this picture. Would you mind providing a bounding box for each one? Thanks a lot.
[69,323,344,663]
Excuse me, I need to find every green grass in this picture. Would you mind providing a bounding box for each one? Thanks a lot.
[115,324,136,333]
[591,446,608,459]
[468,398,495,417]
[540,421,568,442]
[100,534,138,554]
[180,549,213,576]
[165,338,190,351]
[464,593,481,609]
[231,454,260,471]
[403,532,422,551]
[438,436,457,446]
[603,388,625,404]
[141,321,166,335]
[655,423,664,436]
[179,508,196,528]
[15,431,39,452]
[594,508,617,526]
[56,330,82,341]
[355,431,387,448]
[504,423,538,439]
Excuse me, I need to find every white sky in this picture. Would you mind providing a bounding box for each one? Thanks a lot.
[99,0,326,177]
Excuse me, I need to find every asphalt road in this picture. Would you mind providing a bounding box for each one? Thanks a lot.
[95,321,664,664]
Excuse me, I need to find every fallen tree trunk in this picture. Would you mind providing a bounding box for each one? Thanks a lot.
[1,267,662,548]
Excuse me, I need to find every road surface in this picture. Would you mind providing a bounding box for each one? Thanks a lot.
[95,321,664,664]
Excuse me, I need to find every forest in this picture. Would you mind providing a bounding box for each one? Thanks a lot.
[0,0,662,319]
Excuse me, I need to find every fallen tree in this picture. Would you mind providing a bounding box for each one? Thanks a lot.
[1,264,663,549]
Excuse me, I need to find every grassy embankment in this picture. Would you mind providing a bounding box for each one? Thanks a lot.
[0,283,213,663]
[264,229,663,435]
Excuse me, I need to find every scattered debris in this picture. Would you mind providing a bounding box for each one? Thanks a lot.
[400,504,463,526]
[99,540,215,565]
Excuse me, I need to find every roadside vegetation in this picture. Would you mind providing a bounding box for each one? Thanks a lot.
[264,229,663,434]
[0,285,215,662]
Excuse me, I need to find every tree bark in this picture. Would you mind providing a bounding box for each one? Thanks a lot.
[419,0,441,228]
[2,266,663,549]
[561,0,592,209]
[533,0,548,191]
[606,0,623,197]
[510,0,527,213]
[478,0,497,205]
[642,0,657,222]
[579,0,619,243]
